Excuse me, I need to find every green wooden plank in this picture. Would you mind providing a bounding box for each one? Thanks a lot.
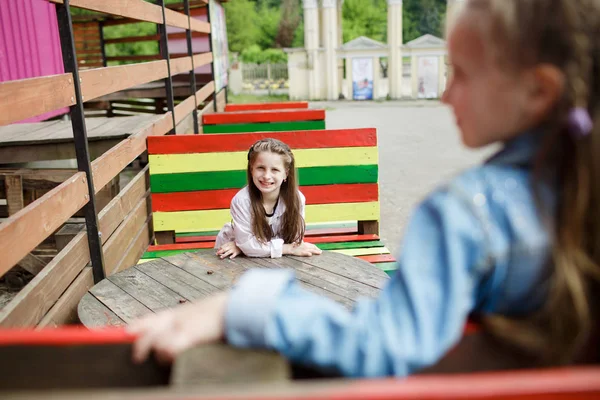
[150,165,378,193]
[177,231,220,238]
[374,262,397,276]
[316,241,384,251]
[203,120,326,134]
[141,249,199,259]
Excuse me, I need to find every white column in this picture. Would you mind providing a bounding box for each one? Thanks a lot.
[337,0,344,98]
[387,0,403,99]
[373,57,380,99]
[303,0,320,100]
[321,0,339,100]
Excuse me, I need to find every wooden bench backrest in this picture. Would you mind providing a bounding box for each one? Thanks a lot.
[224,101,309,112]
[202,109,326,134]
[148,129,380,236]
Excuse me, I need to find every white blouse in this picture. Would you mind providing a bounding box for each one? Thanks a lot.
[214,187,306,258]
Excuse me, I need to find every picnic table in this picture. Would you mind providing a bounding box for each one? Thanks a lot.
[78,250,389,327]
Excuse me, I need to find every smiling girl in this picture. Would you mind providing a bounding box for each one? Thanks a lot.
[215,138,322,259]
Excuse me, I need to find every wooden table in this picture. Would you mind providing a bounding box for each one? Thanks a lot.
[78,250,389,327]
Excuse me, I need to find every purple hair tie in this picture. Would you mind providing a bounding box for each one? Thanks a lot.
[567,107,593,138]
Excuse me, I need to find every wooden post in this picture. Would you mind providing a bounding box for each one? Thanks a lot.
[4,175,24,216]
[358,221,379,235]
[155,230,176,245]
[56,0,106,283]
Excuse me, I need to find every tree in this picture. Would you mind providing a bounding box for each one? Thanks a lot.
[276,0,301,48]
[223,0,260,53]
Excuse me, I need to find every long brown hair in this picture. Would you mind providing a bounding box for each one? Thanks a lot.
[461,0,600,363]
[247,138,305,245]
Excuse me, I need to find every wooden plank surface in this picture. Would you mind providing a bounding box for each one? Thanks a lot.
[147,128,377,154]
[89,278,153,323]
[203,120,326,134]
[79,250,388,328]
[111,218,151,275]
[148,147,378,174]
[0,115,157,146]
[0,73,74,126]
[0,172,88,277]
[202,109,325,125]
[151,184,378,212]
[225,101,309,112]
[150,165,378,193]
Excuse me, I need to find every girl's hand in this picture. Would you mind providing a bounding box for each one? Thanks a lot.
[283,242,323,257]
[217,241,242,259]
[128,293,229,365]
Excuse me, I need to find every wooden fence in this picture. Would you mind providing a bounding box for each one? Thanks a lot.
[0,0,226,327]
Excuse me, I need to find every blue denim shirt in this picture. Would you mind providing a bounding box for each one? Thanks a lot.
[225,131,554,377]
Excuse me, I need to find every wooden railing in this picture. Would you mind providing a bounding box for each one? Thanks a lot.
[0,0,226,327]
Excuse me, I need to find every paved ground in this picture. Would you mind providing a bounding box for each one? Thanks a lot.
[314,100,497,256]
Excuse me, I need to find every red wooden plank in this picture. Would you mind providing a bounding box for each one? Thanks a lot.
[305,227,357,236]
[202,109,324,125]
[176,235,217,243]
[173,228,359,245]
[170,234,378,249]
[0,327,133,346]
[147,242,214,252]
[151,184,378,212]
[358,254,396,263]
[225,102,309,112]
[306,234,379,244]
[147,128,377,155]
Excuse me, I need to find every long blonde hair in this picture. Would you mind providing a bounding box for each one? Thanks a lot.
[462,0,600,364]
[247,138,305,245]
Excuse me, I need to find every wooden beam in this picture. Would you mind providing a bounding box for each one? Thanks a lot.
[91,114,172,193]
[37,267,94,327]
[174,94,197,124]
[79,61,168,103]
[17,253,47,276]
[0,74,75,126]
[49,0,163,25]
[103,195,150,275]
[197,80,215,103]
[112,218,151,274]
[4,175,24,216]
[0,173,89,277]
[0,139,121,164]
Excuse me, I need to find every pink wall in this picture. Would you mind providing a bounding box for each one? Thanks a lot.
[167,8,212,76]
[0,0,68,123]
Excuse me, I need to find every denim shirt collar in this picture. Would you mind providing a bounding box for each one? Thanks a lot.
[485,129,545,169]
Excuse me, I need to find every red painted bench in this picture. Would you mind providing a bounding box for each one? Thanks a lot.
[202,109,326,133]
[224,101,309,112]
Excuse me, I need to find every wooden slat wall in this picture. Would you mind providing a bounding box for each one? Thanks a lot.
[0,168,150,327]
[0,0,219,327]
[73,21,103,69]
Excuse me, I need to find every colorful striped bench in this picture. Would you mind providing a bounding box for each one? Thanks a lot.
[145,129,396,275]
[202,109,326,134]
[224,101,309,112]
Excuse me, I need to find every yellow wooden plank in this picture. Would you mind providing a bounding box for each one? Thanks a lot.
[154,202,380,233]
[136,259,153,265]
[149,147,378,174]
[331,247,391,256]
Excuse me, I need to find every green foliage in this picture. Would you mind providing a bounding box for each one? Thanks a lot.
[103,22,158,64]
[342,0,387,43]
[240,45,287,64]
[223,0,260,53]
